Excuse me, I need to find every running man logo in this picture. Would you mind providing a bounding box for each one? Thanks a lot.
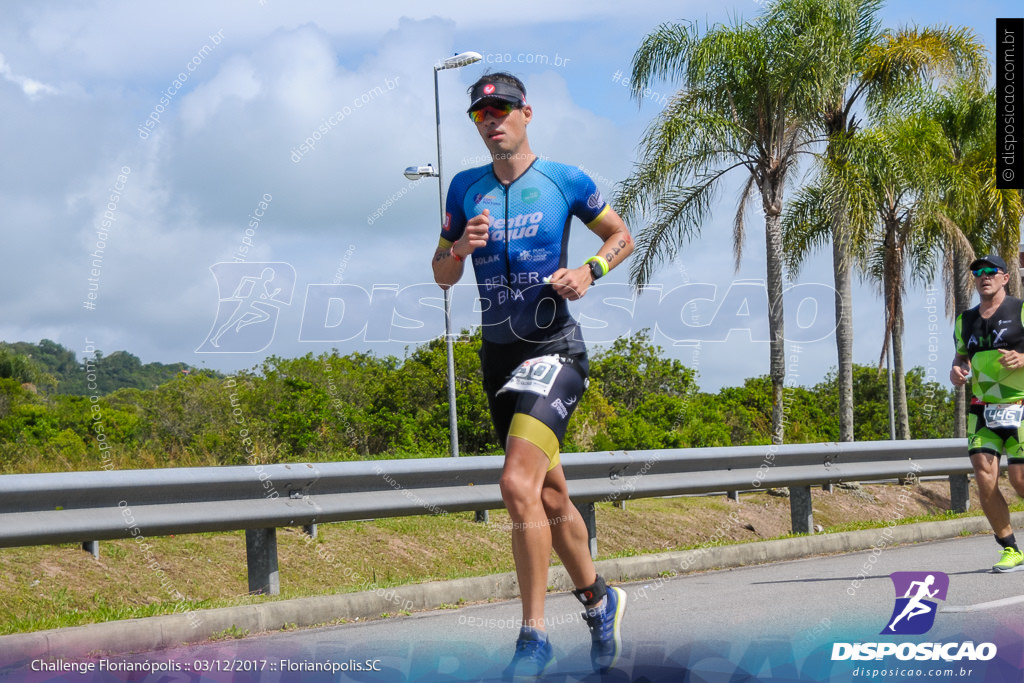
[196,262,296,353]
[881,571,949,635]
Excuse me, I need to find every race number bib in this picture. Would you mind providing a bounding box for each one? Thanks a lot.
[984,403,1024,429]
[497,355,564,398]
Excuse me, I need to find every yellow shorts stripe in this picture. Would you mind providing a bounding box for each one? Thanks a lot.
[438,237,454,249]
[508,413,561,471]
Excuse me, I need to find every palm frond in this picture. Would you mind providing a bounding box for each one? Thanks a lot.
[628,22,698,104]
[628,178,726,287]
[733,174,758,272]
[781,183,832,274]
[860,25,989,114]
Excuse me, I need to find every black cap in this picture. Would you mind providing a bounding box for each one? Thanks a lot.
[969,253,1009,272]
[467,80,526,112]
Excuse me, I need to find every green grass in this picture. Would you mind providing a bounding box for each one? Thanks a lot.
[823,500,1024,535]
[210,625,250,640]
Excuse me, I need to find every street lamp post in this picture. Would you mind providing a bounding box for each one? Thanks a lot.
[403,52,481,461]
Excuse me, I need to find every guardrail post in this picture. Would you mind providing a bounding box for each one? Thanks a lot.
[574,503,597,559]
[949,474,970,513]
[245,528,280,595]
[789,485,813,534]
[302,523,317,539]
[475,510,489,523]
[81,541,99,560]
[727,491,739,502]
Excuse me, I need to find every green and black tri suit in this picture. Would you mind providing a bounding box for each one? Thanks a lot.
[954,296,1024,460]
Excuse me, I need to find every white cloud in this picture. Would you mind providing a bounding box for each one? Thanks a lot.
[0,52,58,98]
[179,56,261,132]
[0,0,997,396]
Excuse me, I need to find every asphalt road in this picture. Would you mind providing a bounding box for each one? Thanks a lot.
[42,534,1023,682]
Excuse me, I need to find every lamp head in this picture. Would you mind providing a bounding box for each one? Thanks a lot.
[436,52,482,71]
[403,164,438,180]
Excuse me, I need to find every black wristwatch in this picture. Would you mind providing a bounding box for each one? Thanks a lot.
[588,260,604,283]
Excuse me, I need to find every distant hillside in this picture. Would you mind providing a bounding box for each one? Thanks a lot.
[0,339,212,396]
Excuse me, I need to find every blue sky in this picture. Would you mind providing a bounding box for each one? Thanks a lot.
[0,0,1015,393]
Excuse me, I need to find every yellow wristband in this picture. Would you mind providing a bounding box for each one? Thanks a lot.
[585,255,609,277]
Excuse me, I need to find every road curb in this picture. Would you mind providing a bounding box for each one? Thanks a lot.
[3,512,1019,660]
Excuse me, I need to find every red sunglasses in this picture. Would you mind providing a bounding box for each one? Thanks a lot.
[468,102,520,123]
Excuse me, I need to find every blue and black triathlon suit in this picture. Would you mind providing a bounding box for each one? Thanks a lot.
[439,158,609,469]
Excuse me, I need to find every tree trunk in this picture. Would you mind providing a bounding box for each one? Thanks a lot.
[952,255,971,438]
[833,222,854,442]
[765,204,786,446]
[892,300,911,439]
[824,116,855,444]
[881,217,909,440]
[1004,247,1023,299]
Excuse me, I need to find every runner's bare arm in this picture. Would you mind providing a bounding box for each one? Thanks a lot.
[548,207,633,301]
[950,353,970,386]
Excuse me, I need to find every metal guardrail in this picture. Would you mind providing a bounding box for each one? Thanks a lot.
[0,439,973,594]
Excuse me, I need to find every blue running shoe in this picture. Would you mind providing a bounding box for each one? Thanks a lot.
[582,586,626,672]
[503,627,554,680]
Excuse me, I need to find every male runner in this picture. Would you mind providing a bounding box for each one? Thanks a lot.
[887,574,938,631]
[431,72,633,677]
[951,253,1024,572]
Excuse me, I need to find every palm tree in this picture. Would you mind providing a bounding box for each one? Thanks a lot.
[767,0,987,443]
[617,15,820,445]
[789,111,950,438]
[923,83,1024,435]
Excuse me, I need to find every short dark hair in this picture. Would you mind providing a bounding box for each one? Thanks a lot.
[468,72,526,99]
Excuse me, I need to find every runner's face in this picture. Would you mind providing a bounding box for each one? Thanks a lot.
[473,100,531,158]
[975,268,1009,298]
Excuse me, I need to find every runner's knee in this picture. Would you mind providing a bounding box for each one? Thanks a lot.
[500,471,533,499]
[1008,466,1024,497]
[499,468,543,513]
[975,470,1001,493]
[540,481,571,516]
